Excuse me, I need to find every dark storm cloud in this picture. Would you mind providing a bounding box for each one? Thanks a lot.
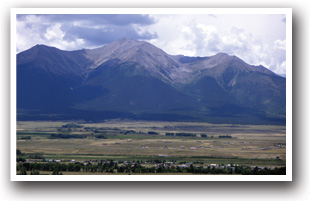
[63,24,157,46]
[17,14,158,48]
[17,14,156,26]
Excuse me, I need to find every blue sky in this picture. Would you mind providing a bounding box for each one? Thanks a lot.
[16,14,286,75]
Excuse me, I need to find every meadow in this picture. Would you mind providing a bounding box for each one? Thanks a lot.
[16,120,286,174]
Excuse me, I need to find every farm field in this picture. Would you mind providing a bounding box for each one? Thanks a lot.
[16,120,286,175]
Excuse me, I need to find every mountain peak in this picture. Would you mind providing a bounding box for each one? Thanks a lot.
[84,38,175,70]
[17,44,60,66]
[214,52,230,57]
[19,39,280,83]
[212,52,233,62]
[109,38,149,49]
[30,44,59,51]
[115,37,143,43]
[33,44,49,48]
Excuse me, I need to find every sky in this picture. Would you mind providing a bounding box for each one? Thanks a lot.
[16,14,287,75]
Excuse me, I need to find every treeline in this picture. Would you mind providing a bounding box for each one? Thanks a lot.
[219,135,232,138]
[94,134,107,139]
[93,130,106,134]
[16,150,44,162]
[62,123,84,128]
[16,161,286,175]
[16,149,26,162]
[165,132,197,137]
[124,130,136,134]
[49,134,87,139]
[121,130,160,135]
[148,131,159,135]
[48,134,107,139]
[20,136,31,140]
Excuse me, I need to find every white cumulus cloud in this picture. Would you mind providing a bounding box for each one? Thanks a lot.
[146,14,286,75]
[16,13,287,76]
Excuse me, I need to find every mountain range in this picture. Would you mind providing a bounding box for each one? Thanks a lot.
[17,38,286,124]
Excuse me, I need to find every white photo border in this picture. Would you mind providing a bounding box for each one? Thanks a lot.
[10,7,292,181]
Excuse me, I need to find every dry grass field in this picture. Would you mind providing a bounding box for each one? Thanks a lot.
[16,120,286,168]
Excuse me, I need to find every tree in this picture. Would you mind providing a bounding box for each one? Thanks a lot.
[31,170,40,175]
[17,157,26,162]
[16,149,22,155]
[52,169,63,175]
[19,167,27,175]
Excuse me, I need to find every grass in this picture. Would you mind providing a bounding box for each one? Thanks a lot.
[16,120,286,168]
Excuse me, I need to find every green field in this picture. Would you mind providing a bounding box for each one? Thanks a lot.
[16,120,286,174]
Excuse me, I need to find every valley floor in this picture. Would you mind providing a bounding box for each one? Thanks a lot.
[15,120,286,175]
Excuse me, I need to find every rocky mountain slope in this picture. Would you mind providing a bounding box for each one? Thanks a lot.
[17,38,286,124]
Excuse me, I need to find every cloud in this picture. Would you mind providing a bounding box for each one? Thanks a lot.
[16,14,157,52]
[17,14,156,26]
[16,13,287,75]
[16,15,47,52]
[147,15,286,75]
[274,39,286,50]
[44,23,64,40]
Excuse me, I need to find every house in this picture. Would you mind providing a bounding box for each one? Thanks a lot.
[83,161,90,165]
[185,163,192,167]
[178,165,187,168]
